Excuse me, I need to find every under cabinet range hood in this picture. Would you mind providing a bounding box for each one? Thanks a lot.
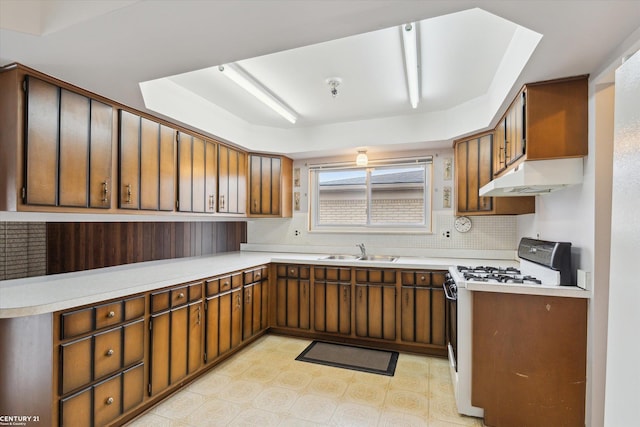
[479,158,584,197]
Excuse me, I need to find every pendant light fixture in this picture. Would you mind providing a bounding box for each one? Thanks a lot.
[356,150,368,166]
[219,63,298,124]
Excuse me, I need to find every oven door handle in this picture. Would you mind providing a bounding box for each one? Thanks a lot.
[443,282,457,301]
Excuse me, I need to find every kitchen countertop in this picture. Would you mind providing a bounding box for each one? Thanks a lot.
[0,251,588,318]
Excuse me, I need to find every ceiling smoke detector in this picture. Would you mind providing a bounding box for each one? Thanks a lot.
[326,77,342,98]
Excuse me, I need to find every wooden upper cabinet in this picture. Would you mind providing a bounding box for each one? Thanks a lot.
[455,132,534,216]
[159,125,176,211]
[118,110,140,209]
[120,112,176,211]
[248,154,292,217]
[493,75,588,178]
[24,76,113,208]
[218,145,246,214]
[177,132,216,213]
[89,100,113,208]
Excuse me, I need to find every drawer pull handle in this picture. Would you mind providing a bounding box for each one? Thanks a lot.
[106,349,114,357]
[178,292,185,299]
[107,311,115,318]
[290,269,295,275]
[106,397,114,405]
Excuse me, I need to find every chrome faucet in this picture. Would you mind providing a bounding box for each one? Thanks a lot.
[357,243,366,257]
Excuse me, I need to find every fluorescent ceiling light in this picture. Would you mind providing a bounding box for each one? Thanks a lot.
[401,22,419,109]
[219,63,297,124]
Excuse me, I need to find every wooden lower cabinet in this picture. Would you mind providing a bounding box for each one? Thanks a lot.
[149,283,203,397]
[400,270,446,346]
[472,291,587,427]
[275,265,311,330]
[313,266,351,335]
[243,279,269,340]
[354,268,397,341]
[55,295,146,427]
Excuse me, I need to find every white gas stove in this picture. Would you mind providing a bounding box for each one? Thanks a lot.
[445,238,574,418]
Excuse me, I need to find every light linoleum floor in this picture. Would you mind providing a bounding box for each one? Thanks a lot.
[125,335,483,427]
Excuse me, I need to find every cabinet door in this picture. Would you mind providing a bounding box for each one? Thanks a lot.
[149,312,170,396]
[188,302,202,374]
[218,291,232,355]
[118,110,140,209]
[455,135,493,213]
[93,374,121,426]
[25,76,59,206]
[231,288,243,349]
[355,284,396,340]
[159,125,176,211]
[243,284,254,340]
[205,140,217,212]
[218,145,229,213]
[493,117,506,176]
[219,146,246,214]
[249,155,262,214]
[177,132,192,212]
[140,117,160,210]
[276,277,310,330]
[205,295,220,362]
[314,281,351,335]
[59,89,90,207]
[170,305,188,384]
[250,155,282,215]
[192,137,206,213]
[122,363,144,413]
[89,100,113,208]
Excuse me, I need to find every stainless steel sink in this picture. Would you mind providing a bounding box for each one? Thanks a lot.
[321,254,360,260]
[357,255,398,262]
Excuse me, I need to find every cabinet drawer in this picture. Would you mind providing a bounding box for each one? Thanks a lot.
[124,296,145,320]
[315,266,351,282]
[355,268,396,284]
[171,286,189,306]
[60,387,92,427]
[244,266,268,284]
[94,327,122,380]
[93,374,122,426]
[219,275,232,292]
[277,264,310,279]
[206,277,220,295]
[95,301,123,330]
[189,282,203,301]
[61,336,93,395]
[231,273,242,289]
[151,290,170,313]
[402,271,432,286]
[61,308,93,339]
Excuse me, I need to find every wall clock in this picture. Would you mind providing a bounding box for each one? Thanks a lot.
[454,216,472,233]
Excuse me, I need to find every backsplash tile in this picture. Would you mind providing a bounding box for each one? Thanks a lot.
[246,211,518,252]
[0,222,47,280]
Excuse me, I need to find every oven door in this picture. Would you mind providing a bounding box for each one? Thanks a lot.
[443,277,457,371]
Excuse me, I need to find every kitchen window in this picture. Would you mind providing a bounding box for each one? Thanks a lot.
[309,158,432,232]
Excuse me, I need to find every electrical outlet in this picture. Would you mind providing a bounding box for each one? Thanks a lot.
[442,230,451,238]
[294,230,300,236]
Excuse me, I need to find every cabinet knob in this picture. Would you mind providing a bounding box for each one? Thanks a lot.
[106,349,114,357]
[105,397,114,405]
[255,273,261,279]
[107,311,115,318]
[290,269,295,274]
[420,275,426,281]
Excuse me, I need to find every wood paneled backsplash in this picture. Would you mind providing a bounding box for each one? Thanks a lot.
[46,222,247,275]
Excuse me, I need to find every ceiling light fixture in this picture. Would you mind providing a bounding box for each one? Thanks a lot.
[401,22,419,109]
[219,63,298,124]
[356,150,368,166]
[326,77,342,98]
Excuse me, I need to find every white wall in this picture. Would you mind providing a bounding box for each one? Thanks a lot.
[604,49,640,427]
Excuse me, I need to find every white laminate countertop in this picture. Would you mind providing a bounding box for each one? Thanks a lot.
[0,251,589,318]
